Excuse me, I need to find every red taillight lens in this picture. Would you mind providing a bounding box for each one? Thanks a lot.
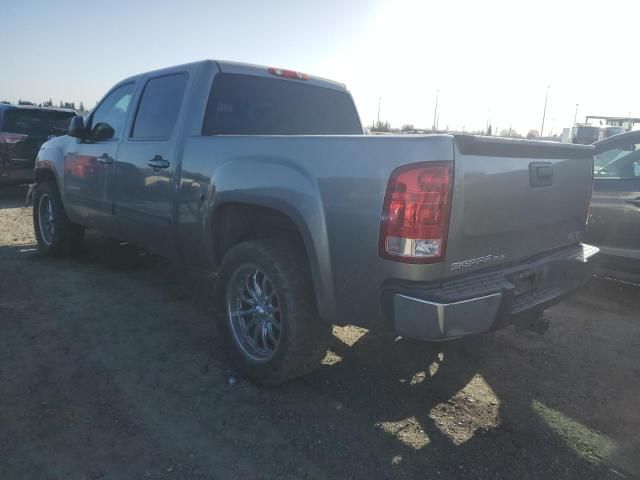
[379,161,454,263]
[267,67,309,80]
[0,132,28,144]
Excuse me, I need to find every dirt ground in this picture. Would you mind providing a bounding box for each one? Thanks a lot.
[0,184,639,480]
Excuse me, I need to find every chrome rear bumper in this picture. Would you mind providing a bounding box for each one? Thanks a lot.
[392,243,599,340]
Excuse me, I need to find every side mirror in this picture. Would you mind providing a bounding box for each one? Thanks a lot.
[68,115,87,139]
[92,123,115,141]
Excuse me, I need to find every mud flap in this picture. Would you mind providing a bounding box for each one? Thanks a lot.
[25,183,36,207]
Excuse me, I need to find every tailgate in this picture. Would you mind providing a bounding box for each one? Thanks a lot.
[444,135,594,277]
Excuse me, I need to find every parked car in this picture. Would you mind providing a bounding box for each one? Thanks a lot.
[587,130,640,278]
[28,60,598,384]
[0,104,76,184]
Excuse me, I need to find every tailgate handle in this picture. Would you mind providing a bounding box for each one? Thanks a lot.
[529,162,554,187]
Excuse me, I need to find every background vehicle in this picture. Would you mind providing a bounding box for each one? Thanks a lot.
[603,126,626,138]
[29,60,598,384]
[587,130,640,278]
[573,125,602,144]
[0,104,76,185]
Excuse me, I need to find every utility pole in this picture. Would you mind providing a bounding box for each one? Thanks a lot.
[573,103,579,127]
[432,90,439,131]
[540,85,550,137]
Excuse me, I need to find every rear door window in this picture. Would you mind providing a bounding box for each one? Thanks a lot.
[131,73,188,139]
[202,73,362,135]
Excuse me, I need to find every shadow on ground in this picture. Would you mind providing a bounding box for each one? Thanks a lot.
[0,186,638,479]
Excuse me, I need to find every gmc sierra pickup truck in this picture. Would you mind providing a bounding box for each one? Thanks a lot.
[30,60,598,384]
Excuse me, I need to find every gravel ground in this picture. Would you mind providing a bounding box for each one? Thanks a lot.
[0,184,639,480]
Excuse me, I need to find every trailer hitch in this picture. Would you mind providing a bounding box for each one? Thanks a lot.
[515,310,550,335]
[25,183,36,207]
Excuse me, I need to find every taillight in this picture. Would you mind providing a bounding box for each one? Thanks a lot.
[0,132,28,144]
[267,67,309,80]
[379,161,454,263]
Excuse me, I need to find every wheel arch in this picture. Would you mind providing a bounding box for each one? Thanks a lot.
[208,198,335,322]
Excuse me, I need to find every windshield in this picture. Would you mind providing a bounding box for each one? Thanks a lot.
[594,140,640,178]
[2,109,76,135]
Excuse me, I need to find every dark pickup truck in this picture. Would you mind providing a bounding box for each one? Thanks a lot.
[29,60,598,384]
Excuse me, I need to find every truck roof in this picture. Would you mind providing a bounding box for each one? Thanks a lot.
[119,59,349,93]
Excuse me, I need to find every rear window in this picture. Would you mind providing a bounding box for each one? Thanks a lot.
[202,73,362,135]
[1,109,76,135]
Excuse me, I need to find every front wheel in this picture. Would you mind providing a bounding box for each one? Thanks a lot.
[219,238,331,384]
[33,181,84,256]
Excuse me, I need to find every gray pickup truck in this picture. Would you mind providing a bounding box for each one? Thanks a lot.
[30,60,598,384]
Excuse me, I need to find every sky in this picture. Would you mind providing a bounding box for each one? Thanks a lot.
[2,0,639,135]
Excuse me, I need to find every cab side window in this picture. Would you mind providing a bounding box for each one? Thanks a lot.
[131,73,188,140]
[89,83,135,141]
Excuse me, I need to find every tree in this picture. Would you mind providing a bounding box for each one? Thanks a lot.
[499,128,523,138]
[526,129,540,139]
[401,124,415,132]
[78,101,85,112]
[0,100,10,104]
[486,124,493,136]
[370,120,391,132]
[18,100,34,106]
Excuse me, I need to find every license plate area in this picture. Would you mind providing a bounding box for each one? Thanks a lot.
[510,268,545,296]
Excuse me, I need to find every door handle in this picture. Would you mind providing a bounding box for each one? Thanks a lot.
[147,155,170,171]
[624,197,640,207]
[97,153,114,164]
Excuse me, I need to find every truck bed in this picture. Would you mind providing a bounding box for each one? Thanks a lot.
[179,133,594,327]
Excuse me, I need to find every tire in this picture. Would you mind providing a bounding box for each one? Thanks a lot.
[218,238,331,384]
[33,181,84,256]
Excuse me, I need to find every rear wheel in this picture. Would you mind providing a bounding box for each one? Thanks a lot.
[219,238,331,384]
[33,181,84,256]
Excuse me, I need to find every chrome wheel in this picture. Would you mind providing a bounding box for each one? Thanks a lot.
[226,265,282,362]
[37,194,55,246]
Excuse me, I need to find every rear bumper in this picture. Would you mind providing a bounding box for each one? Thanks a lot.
[390,243,599,340]
[0,156,33,185]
